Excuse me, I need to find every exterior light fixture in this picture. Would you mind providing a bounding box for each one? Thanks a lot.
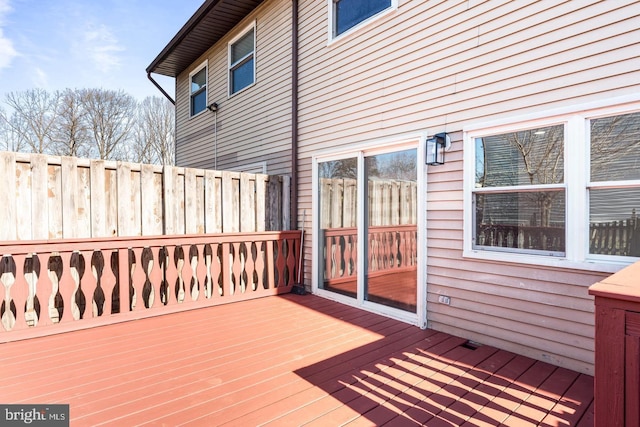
[426,132,451,165]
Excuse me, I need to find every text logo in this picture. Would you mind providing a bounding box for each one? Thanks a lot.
[1,405,69,426]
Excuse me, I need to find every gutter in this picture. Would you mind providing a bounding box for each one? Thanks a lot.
[147,72,176,105]
[291,0,299,231]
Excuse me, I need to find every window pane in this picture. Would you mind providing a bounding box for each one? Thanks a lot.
[475,125,564,188]
[590,111,640,182]
[231,29,254,64]
[191,90,206,115]
[231,58,254,93]
[474,191,565,253]
[589,188,640,257]
[318,158,358,298]
[191,68,206,94]
[365,149,417,312]
[335,0,391,36]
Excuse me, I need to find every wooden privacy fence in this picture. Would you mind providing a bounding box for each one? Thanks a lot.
[319,177,417,228]
[0,152,290,240]
[590,209,639,256]
[0,231,301,342]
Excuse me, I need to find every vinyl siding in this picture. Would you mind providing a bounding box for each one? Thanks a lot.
[297,0,640,374]
[175,0,293,175]
[426,135,607,375]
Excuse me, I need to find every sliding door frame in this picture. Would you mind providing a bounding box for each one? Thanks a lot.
[311,133,428,328]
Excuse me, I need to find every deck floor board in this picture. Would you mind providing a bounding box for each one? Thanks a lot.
[0,294,593,426]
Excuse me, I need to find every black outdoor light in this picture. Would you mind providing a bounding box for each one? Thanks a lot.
[426,132,451,165]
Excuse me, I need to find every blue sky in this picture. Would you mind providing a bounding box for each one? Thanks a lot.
[0,0,204,101]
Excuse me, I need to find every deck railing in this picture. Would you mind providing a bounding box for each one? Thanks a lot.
[476,224,565,252]
[476,209,639,256]
[321,224,417,285]
[0,231,301,342]
[589,260,640,426]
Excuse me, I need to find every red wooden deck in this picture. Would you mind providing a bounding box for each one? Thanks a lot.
[0,294,593,426]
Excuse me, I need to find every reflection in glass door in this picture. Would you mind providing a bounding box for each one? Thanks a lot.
[318,158,358,299]
[364,149,418,312]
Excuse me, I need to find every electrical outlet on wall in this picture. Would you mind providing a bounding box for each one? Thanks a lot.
[438,295,451,305]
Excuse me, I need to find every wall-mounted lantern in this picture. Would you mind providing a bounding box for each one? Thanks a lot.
[426,132,451,165]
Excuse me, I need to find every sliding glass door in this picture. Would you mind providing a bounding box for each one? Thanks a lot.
[364,149,417,312]
[318,157,358,299]
[316,145,419,317]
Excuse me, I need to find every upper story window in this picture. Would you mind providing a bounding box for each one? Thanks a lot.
[464,101,640,271]
[190,61,207,117]
[330,0,395,40]
[229,23,255,95]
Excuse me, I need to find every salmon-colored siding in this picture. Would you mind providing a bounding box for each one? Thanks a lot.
[175,0,293,175]
[297,0,640,374]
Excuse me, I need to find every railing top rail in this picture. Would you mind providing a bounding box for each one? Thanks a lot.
[0,230,302,255]
[589,260,640,303]
[322,224,417,237]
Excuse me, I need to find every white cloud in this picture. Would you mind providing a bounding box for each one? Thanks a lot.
[82,23,124,73]
[0,0,9,18]
[0,0,18,70]
[33,67,48,87]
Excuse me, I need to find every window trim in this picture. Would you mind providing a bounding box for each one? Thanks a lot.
[471,123,568,257]
[189,60,208,118]
[227,161,267,174]
[327,0,397,44]
[228,22,256,97]
[463,96,640,273]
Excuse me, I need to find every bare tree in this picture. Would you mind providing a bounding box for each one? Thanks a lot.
[52,89,91,157]
[134,96,175,165]
[0,107,28,152]
[1,88,179,166]
[590,112,640,181]
[129,121,156,164]
[507,126,564,186]
[506,126,564,227]
[376,150,416,181]
[319,158,357,179]
[3,89,59,154]
[80,88,136,160]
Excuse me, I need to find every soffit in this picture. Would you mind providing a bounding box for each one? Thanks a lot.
[147,0,264,77]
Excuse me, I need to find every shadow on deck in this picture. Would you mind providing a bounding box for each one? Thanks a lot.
[0,294,593,426]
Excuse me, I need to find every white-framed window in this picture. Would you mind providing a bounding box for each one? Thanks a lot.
[228,161,267,174]
[228,23,256,96]
[588,111,640,259]
[189,60,207,117]
[464,99,640,272]
[328,0,396,41]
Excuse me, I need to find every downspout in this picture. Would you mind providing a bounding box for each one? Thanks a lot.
[147,72,176,105]
[290,0,305,294]
[148,71,176,236]
[291,0,299,231]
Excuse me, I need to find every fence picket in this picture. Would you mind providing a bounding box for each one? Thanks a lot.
[184,168,198,234]
[0,152,16,241]
[15,160,31,240]
[90,160,108,236]
[240,172,254,232]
